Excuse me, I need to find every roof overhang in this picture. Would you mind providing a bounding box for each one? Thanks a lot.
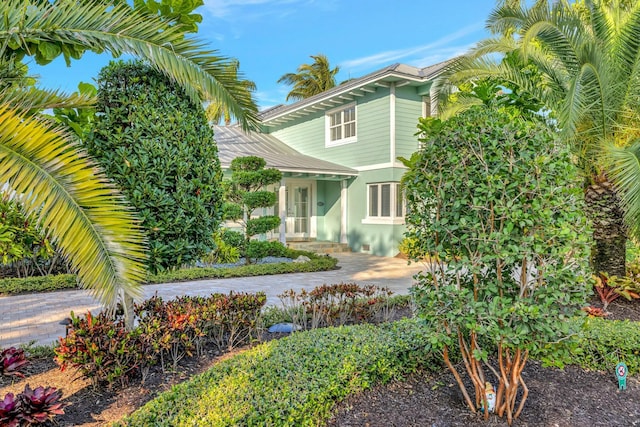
[259,60,454,126]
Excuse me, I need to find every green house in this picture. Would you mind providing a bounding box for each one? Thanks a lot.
[216,61,449,257]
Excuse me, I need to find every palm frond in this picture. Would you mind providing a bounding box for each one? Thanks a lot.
[604,141,640,238]
[0,0,258,130]
[0,87,94,112]
[0,106,147,306]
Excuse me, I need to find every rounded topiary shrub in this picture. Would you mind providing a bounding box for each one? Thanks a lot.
[403,106,591,423]
[86,60,223,272]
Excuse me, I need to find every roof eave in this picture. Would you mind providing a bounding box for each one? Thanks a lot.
[260,60,453,125]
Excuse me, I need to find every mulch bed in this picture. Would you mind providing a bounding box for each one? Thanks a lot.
[2,301,640,426]
[328,361,640,427]
[328,298,640,427]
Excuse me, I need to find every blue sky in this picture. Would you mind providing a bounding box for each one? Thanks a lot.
[32,0,497,110]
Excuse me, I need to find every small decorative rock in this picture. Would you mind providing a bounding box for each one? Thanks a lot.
[293,255,311,263]
[268,323,302,333]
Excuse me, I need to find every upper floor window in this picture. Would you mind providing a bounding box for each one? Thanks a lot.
[326,104,356,146]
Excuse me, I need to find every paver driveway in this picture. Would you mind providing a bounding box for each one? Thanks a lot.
[0,253,427,348]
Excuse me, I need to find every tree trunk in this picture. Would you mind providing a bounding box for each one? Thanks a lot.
[584,178,627,277]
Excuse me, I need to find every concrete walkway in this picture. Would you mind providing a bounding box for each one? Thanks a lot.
[0,253,428,349]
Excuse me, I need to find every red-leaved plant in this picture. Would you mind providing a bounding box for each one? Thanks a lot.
[0,385,67,426]
[1,347,28,378]
[18,384,67,425]
[0,392,20,427]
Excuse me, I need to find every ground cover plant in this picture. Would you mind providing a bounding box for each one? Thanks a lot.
[403,107,591,424]
[116,319,435,427]
[2,296,640,426]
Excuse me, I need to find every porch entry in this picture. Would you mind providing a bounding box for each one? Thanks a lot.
[285,181,311,238]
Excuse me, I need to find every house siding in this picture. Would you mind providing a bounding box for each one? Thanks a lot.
[269,88,391,169]
[394,86,423,160]
[346,169,407,257]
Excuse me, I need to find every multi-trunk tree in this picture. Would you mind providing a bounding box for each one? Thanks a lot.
[404,107,591,425]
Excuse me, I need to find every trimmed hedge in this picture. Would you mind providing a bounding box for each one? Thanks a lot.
[0,274,77,295]
[538,317,640,374]
[0,253,338,295]
[146,254,338,284]
[117,319,436,426]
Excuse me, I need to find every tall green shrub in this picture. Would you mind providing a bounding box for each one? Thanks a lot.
[86,60,223,272]
[403,107,591,424]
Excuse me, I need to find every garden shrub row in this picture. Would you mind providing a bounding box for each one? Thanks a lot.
[537,317,640,374]
[278,283,401,329]
[119,314,640,426]
[0,274,77,295]
[55,292,266,388]
[0,252,337,295]
[117,318,436,427]
[146,252,337,284]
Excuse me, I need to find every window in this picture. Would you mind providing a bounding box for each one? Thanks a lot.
[364,182,405,224]
[326,104,356,146]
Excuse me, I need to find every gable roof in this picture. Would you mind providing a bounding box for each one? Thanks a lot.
[214,125,357,179]
[259,59,454,125]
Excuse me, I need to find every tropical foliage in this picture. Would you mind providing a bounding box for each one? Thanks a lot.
[434,0,640,277]
[404,107,591,424]
[278,54,340,101]
[0,194,68,278]
[205,60,256,126]
[0,0,258,308]
[86,60,224,273]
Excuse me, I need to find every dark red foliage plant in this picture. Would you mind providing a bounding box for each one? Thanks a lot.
[0,392,20,427]
[0,385,67,427]
[17,384,67,425]
[1,347,28,378]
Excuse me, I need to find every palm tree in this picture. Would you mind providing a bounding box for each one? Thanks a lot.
[278,54,340,101]
[206,60,256,125]
[434,0,640,277]
[0,0,259,314]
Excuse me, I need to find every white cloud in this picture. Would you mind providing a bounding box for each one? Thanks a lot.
[203,0,303,18]
[340,23,483,71]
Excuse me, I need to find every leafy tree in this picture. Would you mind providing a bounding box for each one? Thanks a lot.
[86,60,224,273]
[224,156,282,262]
[0,0,258,312]
[404,107,590,425]
[434,0,640,277]
[278,54,339,101]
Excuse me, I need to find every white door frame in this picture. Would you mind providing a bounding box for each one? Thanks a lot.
[284,179,316,239]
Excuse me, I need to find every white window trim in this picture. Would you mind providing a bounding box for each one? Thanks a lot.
[362,182,405,225]
[325,103,357,147]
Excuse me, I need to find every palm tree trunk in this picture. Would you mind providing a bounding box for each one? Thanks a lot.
[584,178,627,277]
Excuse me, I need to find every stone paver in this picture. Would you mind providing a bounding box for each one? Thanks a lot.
[0,253,428,349]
